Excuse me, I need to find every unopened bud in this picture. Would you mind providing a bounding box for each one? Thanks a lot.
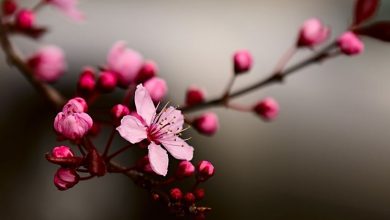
[184,192,196,204]
[297,18,330,47]
[233,50,253,74]
[185,86,206,106]
[170,188,183,201]
[15,9,35,29]
[337,31,364,56]
[111,104,130,121]
[97,71,117,93]
[193,112,219,136]
[197,160,215,182]
[51,146,74,158]
[253,97,279,121]
[54,168,79,191]
[77,67,96,95]
[2,0,17,16]
[144,77,168,103]
[137,60,158,84]
[194,188,205,200]
[176,161,195,178]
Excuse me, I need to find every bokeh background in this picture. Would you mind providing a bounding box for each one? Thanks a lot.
[1,0,390,219]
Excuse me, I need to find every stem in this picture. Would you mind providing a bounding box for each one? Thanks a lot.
[180,42,337,113]
[103,128,116,157]
[272,45,297,74]
[0,19,66,110]
[107,144,133,160]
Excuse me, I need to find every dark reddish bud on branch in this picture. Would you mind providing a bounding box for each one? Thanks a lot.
[15,9,35,29]
[354,21,390,42]
[194,188,205,200]
[170,188,183,201]
[184,192,196,204]
[353,0,380,26]
[233,50,253,74]
[136,60,158,84]
[97,71,117,93]
[175,161,195,179]
[2,0,17,16]
[197,160,215,182]
[77,67,96,95]
[54,168,79,191]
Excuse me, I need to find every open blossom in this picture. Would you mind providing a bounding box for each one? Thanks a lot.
[297,18,330,47]
[27,45,66,83]
[107,41,143,87]
[54,97,93,140]
[45,0,84,21]
[117,84,194,176]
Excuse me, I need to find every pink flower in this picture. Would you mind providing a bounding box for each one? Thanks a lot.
[27,45,66,83]
[45,0,84,21]
[193,112,219,136]
[185,85,206,106]
[54,168,79,191]
[54,97,93,140]
[253,97,279,121]
[51,146,74,158]
[297,18,330,47]
[337,31,364,56]
[15,9,35,29]
[117,84,194,176]
[144,77,168,103]
[233,50,253,74]
[107,41,143,87]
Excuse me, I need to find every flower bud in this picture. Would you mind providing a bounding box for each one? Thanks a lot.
[136,60,158,84]
[170,188,183,201]
[63,97,88,113]
[184,192,196,204]
[77,67,96,95]
[144,77,168,103]
[15,9,35,29]
[194,188,205,200]
[88,122,101,137]
[193,112,219,136]
[27,45,66,83]
[54,168,79,191]
[176,161,195,178]
[136,155,154,173]
[197,160,215,182]
[337,31,364,56]
[97,71,117,93]
[297,18,330,47]
[233,50,253,74]
[51,146,74,158]
[185,86,206,106]
[111,104,130,121]
[2,0,17,16]
[253,97,279,121]
[45,0,84,21]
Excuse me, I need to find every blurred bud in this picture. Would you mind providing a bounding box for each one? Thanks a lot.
[46,0,84,22]
[77,67,96,95]
[54,168,79,191]
[170,188,183,201]
[197,160,215,182]
[111,104,130,121]
[185,86,206,106]
[337,31,364,56]
[15,9,35,29]
[144,77,168,103]
[297,18,330,47]
[233,50,253,74]
[51,146,74,158]
[176,161,195,179]
[152,193,160,201]
[97,71,117,93]
[136,155,154,173]
[184,192,196,204]
[2,0,17,16]
[195,213,206,220]
[88,122,101,137]
[253,97,279,121]
[136,60,158,84]
[194,188,205,200]
[193,112,219,136]
[27,45,66,83]
[65,97,88,112]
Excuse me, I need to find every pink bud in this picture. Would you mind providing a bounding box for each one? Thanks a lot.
[253,97,279,121]
[111,104,130,121]
[337,31,364,56]
[54,99,93,140]
[136,155,154,173]
[185,86,206,106]
[63,97,88,113]
[144,77,168,103]
[176,161,195,178]
[51,146,74,158]
[193,112,219,136]
[27,45,66,83]
[184,192,195,204]
[88,122,101,137]
[297,18,330,47]
[170,188,183,201]
[2,0,17,16]
[15,9,35,29]
[233,50,253,74]
[194,188,205,200]
[197,160,215,182]
[45,0,84,21]
[136,60,158,84]
[97,71,117,93]
[107,41,143,87]
[54,168,79,191]
[77,67,96,95]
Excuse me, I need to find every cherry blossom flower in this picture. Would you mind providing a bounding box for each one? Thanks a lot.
[117,84,194,176]
[45,0,84,21]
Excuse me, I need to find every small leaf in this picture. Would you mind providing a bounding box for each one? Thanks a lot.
[353,0,380,26]
[355,21,390,42]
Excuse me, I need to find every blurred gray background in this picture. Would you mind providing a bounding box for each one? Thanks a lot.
[1,0,390,219]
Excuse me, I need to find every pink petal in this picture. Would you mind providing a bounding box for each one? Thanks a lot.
[160,137,194,161]
[156,106,184,134]
[135,84,155,126]
[148,142,168,176]
[116,115,147,144]
[107,41,126,67]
